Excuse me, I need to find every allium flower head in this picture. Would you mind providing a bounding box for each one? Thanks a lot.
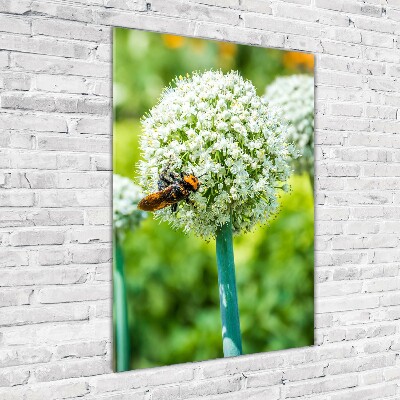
[113,174,147,236]
[139,70,296,238]
[264,74,314,175]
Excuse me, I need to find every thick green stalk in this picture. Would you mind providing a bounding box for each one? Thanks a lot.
[216,217,242,357]
[113,232,130,371]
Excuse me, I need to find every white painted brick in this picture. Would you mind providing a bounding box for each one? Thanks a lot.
[318,294,380,313]
[0,0,31,14]
[329,382,396,400]
[76,116,110,135]
[0,368,30,387]
[91,366,194,393]
[92,155,112,171]
[30,1,94,23]
[56,153,91,171]
[24,209,85,226]
[0,113,68,132]
[0,303,89,326]
[37,248,67,266]
[0,33,94,59]
[55,340,107,359]
[320,40,362,58]
[0,15,31,35]
[32,18,110,43]
[37,189,110,207]
[0,131,35,149]
[0,249,29,267]
[284,374,358,397]
[240,0,271,14]
[33,358,111,382]
[245,370,282,387]
[0,288,32,307]
[0,267,88,287]
[152,0,240,25]
[67,226,111,244]
[285,363,325,381]
[0,346,52,368]
[37,284,111,304]
[11,52,109,78]
[37,135,110,153]
[24,380,90,400]
[2,320,110,345]
[85,208,111,225]
[0,191,35,207]
[10,229,65,246]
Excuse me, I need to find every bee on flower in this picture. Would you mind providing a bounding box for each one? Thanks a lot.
[138,70,298,239]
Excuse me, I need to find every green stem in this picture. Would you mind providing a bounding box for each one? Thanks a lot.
[216,217,243,357]
[113,232,130,371]
[309,172,314,194]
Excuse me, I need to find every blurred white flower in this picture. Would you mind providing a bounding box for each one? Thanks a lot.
[264,74,314,175]
[139,70,297,239]
[113,174,147,236]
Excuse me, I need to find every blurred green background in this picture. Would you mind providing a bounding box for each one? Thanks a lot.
[113,27,314,369]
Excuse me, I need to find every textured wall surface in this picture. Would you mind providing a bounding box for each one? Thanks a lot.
[1,0,400,399]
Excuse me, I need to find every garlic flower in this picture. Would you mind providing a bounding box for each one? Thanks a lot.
[139,70,297,238]
[264,74,314,175]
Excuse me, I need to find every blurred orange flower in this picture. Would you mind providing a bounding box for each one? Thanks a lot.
[283,52,314,71]
[162,34,185,49]
[219,42,237,58]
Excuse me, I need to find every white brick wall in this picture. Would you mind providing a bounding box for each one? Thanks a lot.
[0,0,399,398]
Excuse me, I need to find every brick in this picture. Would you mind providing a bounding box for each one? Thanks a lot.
[0,15,31,35]
[37,190,110,207]
[0,346,52,368]
[0,368,30,387]
[68,227,111,244]
[10,229,65,246]
[37,284,111,304]
[318,294,380,313]
[0,250,29,267]
[38,136,110,153]
[69,246,111,264]
[0,288,32,307]
[240,0,271,14]
[30,1,94,23]
[33,359,111,382]
[0,33,93,59]
[76,117,110,135]
[11,52,109,78]
[2,320,110,345]
[0,303,89,326]
[24,380,90,400]
[0,0,31,14]
[32,19,110,43]
[56,340,107,359]
[0,113,67,132]
[0,267,88,287]
[0,191,35,207]
[285,375,358,397]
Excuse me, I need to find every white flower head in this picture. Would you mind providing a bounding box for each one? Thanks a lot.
[264,74,314,175]
[139,70,296,239]
[113,174,147,236]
